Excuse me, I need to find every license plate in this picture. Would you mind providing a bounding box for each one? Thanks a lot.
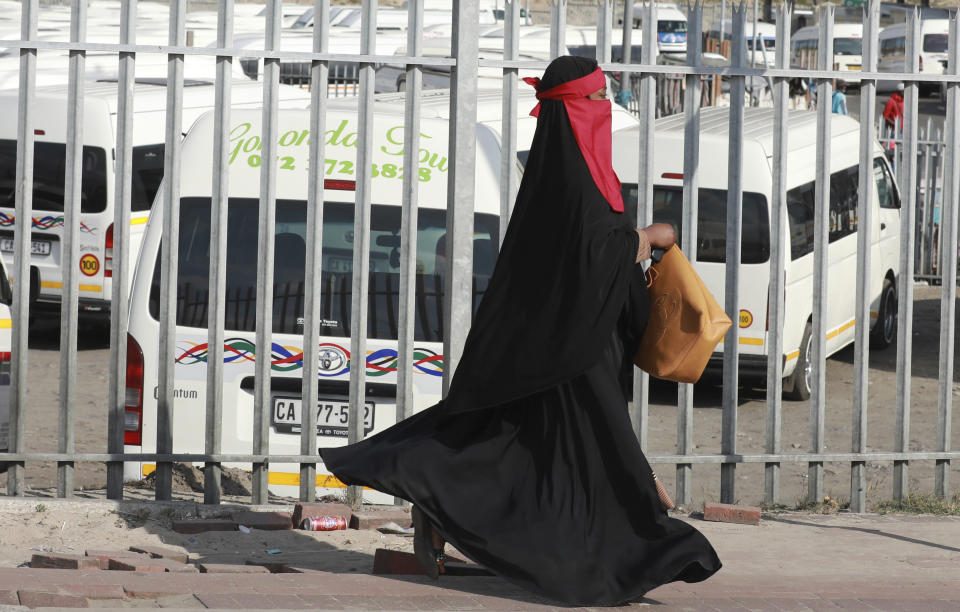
[0,238,51,256]
[272,396,375,438]
[327,257,352,274]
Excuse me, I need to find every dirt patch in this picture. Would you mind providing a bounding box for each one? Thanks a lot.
[127,463,253,497]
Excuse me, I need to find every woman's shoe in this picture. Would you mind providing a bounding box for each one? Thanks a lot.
[411,505,445,579]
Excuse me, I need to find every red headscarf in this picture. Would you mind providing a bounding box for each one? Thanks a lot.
[523,67,624,212]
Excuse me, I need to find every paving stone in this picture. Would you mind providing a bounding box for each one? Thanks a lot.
[84,550,148,570]
[127,545,189,564]
[17,590,88,608]
[198,563,270,574]
[30,553,100,570]
[244,559,302,573]
[349,509,412,530]
[171,518,238,534]
[703,502,762,526]
[58,584,127,600]
[232,510,293,531]
[291,502,352,528]
[108,558,199,573]
[0,591,16,606]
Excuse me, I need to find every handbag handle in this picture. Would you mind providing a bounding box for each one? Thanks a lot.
[644,248,667,288]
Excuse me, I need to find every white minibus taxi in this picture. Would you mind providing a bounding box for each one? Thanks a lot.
[791,23,864,73]
[878,18,949,93]
[0,80,311,319]
[630,4,688,53]
[612,107,901,400]
[124,108,513,500]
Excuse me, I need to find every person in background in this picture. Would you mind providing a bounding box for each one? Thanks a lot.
[883,82,905,132]
[832,80,848,115]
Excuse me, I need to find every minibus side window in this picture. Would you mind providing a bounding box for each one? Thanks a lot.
[131,144,165,211]
[621,184,770,264]
[786,181,815,261]
[829,165,859,243]
[924,34,948,54]
[0,261,11,306]
[874,158,900,210]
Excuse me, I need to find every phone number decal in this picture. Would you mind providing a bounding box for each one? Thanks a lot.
[242,155,433,183]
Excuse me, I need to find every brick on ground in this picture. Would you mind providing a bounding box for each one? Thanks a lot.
[85,549,149,570]
[703,502,762,526]
[31,553,100,570]
[59,584,127,600]
[232,510,292,531]
[17,589,88,608]
[0,590,16,606]
[108,558,199,573]
[171,518,237,534]
[127,545,189,564]
[198,563,270,574]
[349,508,411,530]
[291,502,352,528]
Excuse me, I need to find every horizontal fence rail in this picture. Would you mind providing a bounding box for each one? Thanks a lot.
[0,0,958,512]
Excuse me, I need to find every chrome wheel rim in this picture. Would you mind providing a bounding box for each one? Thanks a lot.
[803,332,813,394]
[883,288,897,343]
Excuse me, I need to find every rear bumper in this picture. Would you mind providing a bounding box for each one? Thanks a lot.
[34,295,110,314]
[702,353,776,383]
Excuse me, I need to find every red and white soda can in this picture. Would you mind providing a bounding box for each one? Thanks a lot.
[301,515,347,531]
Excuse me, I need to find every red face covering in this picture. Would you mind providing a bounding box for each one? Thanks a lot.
[523,67,624,213]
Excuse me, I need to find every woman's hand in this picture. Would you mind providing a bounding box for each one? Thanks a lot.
[641,223,676,249]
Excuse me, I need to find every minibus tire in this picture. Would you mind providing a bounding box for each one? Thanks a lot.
[786,322,812,402]
[870,279,897,349]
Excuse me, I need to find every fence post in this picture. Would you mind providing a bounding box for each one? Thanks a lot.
[550,0,567,60]
[678,1,702,508]
[107,0,137,501]
[808,5,833,505]
[765,2,791,506]
[892,7,919,505]
[632,1,657,457]
[935,11,960,499]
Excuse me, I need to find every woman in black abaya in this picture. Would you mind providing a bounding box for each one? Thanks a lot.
[320,56,721,607]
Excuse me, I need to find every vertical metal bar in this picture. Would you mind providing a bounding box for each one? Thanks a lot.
[936,12,960,498]
[720,0,726,47]
[632,1,656,455]
[442,0,478,399]
[253,0,282,505]
[596,1,612,63]
[57,0,87,499]
[808,6,833,505]
[346,0,378,509]
[301,0,330,503]
[765,2,790,506]
[851,1,882,513]
[107,0,137,501]
[204,0,235,506]
[893,7,918,504]
[8,0,38,497]
[621,0,634,59]
[499,0,520,245]
[156,0,186,502]
[750,0,758,105]
[549,0,566,60]
[677,2,702,509]
[394,0,423,506]
[720,2,746,505]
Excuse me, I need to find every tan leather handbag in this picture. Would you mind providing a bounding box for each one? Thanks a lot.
[634,244,732,383]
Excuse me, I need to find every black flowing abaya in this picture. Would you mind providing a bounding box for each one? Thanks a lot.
[321,56,721,607]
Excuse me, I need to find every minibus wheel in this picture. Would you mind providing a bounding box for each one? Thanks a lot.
[870,279,897,349]
[786,321,812,402]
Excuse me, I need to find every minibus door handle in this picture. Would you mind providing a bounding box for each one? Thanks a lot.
[881,222,887,231]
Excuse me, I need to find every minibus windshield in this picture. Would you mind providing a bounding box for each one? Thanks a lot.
[149,197,499,341]
[834,38,862,56]
[621,184,770,264]
[0,140,108,213]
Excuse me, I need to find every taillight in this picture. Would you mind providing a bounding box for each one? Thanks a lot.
[661,172,684,180]
[124,334,144,446]
[104,223,114,278]
[919,56,923,73]
[324,179,356,190]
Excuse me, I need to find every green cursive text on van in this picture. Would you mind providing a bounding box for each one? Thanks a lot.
[228,121,448,180]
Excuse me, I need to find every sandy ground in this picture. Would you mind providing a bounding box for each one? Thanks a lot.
[4,285,960,510]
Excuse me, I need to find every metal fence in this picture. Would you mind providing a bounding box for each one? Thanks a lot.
[1,0,959,514]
